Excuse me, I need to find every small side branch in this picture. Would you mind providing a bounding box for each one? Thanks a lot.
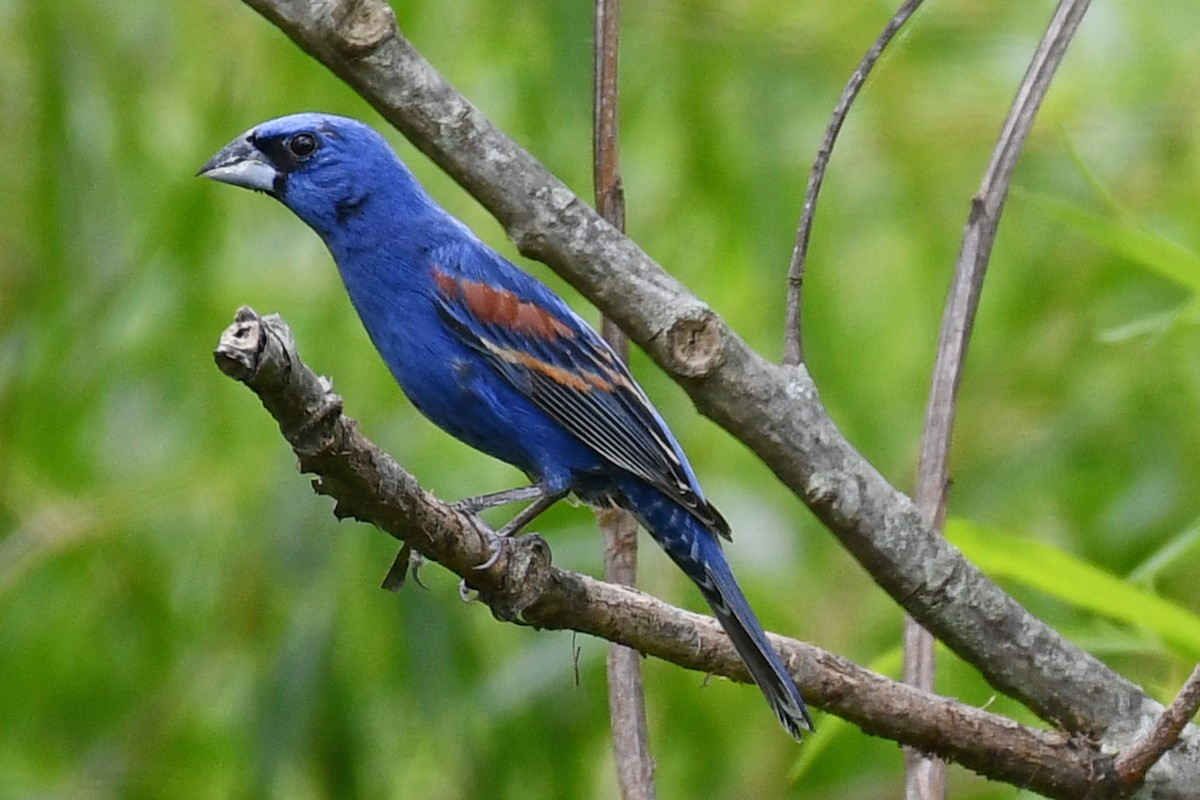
[1113,665,1200,794]
[782,0,926,366]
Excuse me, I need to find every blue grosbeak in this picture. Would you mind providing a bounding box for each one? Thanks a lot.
[200,113,812,738]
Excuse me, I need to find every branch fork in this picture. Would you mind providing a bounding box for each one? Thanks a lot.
[218,0,1200,794]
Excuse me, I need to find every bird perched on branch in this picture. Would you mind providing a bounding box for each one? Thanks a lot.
[199,112,812,738]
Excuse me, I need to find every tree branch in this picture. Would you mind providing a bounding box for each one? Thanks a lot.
[907,2,1092,795]
[592,2,655,797]
[229,1,1200,792]
[214,306,1116,798]
[783,0,926,366]
[1114,665,1200,795]
[918,0,1093,499]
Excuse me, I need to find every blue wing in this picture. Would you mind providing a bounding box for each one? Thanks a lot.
[429,249,731,539]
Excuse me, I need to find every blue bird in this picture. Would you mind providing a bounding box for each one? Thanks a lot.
[199,113,812,738]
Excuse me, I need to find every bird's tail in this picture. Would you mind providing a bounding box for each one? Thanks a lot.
[617,479,813,739]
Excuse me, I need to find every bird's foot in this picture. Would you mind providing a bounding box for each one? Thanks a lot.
[474,528,509,571]
[380,544,428,592]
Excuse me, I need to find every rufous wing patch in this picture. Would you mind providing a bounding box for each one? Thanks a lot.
[433,266,575,341]
[482,344,615,393]
[432,267,459,297]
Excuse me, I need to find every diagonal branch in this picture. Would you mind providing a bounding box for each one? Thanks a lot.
[212,306,1113,798]
[1114,665,1200,794]
[906,1,1094,795]
[231,1,1200,791]
[917,0,1094,511]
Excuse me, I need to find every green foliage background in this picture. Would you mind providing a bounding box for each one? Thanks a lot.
[4,1,1200,797]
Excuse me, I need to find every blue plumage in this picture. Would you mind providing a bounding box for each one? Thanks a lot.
[199,113,812,738]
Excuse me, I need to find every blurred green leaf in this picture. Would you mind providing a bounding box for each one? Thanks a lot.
[947,519,1200,661]
[1019,190,1200,294]
[1127,516,1200,585]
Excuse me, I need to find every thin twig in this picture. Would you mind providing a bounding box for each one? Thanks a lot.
[903,606,946,800]
[1114,664,1200,793]
[916,0,1093,498]
[592,2,655,798]
[907,0,1093,796]
[782,0,926,366]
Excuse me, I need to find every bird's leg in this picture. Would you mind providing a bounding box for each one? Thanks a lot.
[451,484,546,515]
[495,487,567,537]
[452,481,566,539]
[471,484,568,572]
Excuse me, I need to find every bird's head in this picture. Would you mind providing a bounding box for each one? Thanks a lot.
[198,113,426,239]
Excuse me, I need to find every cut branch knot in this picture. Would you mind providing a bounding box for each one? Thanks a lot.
[331,0,396,57]
[213,306,275,382]
[664,309,723,378]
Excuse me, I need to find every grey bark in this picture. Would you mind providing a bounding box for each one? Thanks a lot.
[220,1,1200,794]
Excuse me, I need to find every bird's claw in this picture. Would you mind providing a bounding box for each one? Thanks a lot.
[454,523,511,604]
[409,551,429,589]
[458,578,479,603]
[474,531,506,571]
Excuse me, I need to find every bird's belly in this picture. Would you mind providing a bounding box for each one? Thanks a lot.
[392,342,605,493]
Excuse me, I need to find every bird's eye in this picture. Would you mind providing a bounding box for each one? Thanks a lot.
[287,133,318,158]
